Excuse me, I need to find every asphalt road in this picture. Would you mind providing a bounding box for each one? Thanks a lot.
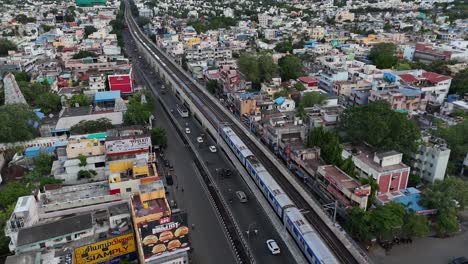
[124,31,237,264]
[124,30,297,263]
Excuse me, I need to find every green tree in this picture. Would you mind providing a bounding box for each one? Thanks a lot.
[137,16,151,27]
[307,127,344,166]
[361,176,379,207]
[396,63,412,70]
[368,43,398,69]
[437,119,468,168]
[0,104,38,143]
[258,54,278,82]
[294,82,305,91]
[124,93,153,126]
[72,50,98,59]
[340,156,357,178]
[370,202,406,240]
[13,71,29,82]
[15,14,35,24]
[151,126,167,147]
[450,68,468,96]
[402,211,429,238]
[278,55,304,80]
[238,53,260,85]
[84,25,97,38]
[17,81,49,105]
[435,209,459,237]
[383,22,392,31]
[274,41,294,53]
[273,88,289,99]
[346,207,373,241]
[78,170,92,179]
[339,100,421,158]
[206,79,220,94]
[0,182,33,209]
[300,92,327,107]
[407,174,422,187]
[36,93,61,114]
[78,154,87,167]
[70,93,91,106]
[0,38,17,56]
[70,118,113,134]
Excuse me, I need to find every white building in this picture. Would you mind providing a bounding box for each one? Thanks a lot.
[258,13,271,27]
[412,136,451,183]
[89,74,106,92]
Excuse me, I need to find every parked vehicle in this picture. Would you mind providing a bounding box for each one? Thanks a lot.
[236,191,248,203]
[266,239,280,255]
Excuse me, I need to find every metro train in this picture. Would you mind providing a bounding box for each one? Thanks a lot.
[221,126,339,264]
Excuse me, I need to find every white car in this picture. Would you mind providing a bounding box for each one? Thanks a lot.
[185,128,191,134]
[266,239,280,255]
[197,137,204,143]
[209,146,217,153]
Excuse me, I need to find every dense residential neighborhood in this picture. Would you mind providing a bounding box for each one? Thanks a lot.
[0,0,467,263]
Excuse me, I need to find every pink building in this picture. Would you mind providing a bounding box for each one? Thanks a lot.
[369,87,427,112]
[342,145,410,195]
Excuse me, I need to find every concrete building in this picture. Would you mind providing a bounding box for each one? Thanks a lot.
[412,136,451,183]
[342,145,410,195]
[369,87,428,112]
[316,165,371,210]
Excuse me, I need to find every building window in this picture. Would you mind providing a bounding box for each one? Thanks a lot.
[39,242,46,248]
[126,187,132,193]
[66,236,71,241]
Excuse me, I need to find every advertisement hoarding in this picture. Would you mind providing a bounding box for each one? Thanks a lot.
[140,213,190,259]
[74,233,137,264]
[105,136,151,155]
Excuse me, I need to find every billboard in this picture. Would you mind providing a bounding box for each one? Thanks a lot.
[105,136,151,155]
[140,213,190,259]
[74,233,137,264]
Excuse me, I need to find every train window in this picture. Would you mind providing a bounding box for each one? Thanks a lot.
[268,192,274,200]
[293,227,299,236]
[307,247,313,257]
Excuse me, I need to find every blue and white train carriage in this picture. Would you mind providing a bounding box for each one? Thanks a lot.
[221,126,253,165]
[245,156,295,218]
[221,126,338,264]
[284,207,339,264]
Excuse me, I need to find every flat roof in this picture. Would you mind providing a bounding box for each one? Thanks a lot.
[41,181,110,204]
[55,112,123,131]
[95,91,121,103]
[17,214,93,247]
[132,195,169,218]
[320,165,360,191]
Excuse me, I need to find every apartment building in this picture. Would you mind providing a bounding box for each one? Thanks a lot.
[411,136,451,183]
[342,145,410,195]
[369,87,428,112]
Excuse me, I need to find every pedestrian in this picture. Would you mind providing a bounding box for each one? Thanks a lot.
[181,188,184,192]
[191,224,195,230]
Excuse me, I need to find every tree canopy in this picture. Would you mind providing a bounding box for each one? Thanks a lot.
[339,100,421,158]
[36,93,61,114]
[258,54,278,82]
[274,41,294,53]
[72,50,98,59]
[124,92,154,125]
[450,68,468,96]
[206,79,221,95]
[0,38,17,56]
[69,93,91,107]
[300,92,327,107]
[151,126,167,147]
[346,202,430,242]
[84,25,97,38]
[436,119,468,169]
[278,55,304,80]
[238,53,261,85]
[70,118,113,134]
[0,104,38,143]
[420,177,468,236]
[368,43,398,69]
